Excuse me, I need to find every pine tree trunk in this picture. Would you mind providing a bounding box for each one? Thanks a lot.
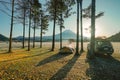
[60,26,62,49]
[28,5,31,51]
[22,8,26,49]
[33,22,36,48]
[60,14,62,49]
[89,0,96,59]
[40,13,42,48]
[75,1,79,55]
[51,1,57,51]
[51,14,56,51]
[8,0,14,53]
[40,21,42,48]
[80,1,84,53]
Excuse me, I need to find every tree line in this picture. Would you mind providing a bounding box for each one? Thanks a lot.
[0,0,104,59]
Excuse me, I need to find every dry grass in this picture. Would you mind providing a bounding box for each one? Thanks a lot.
[0,48,89,80]
[0,42,120,80]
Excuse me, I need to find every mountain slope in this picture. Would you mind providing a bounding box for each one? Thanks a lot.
[108,32,120,42]
[0,34,9,41]
[55,30,76,40]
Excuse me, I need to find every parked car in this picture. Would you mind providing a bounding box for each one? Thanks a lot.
[87,39,114,56]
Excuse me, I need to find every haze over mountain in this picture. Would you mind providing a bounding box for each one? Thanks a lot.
[1,30,120,42]
[14,30,89,41]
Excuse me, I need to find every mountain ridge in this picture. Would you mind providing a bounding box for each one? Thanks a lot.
[0,34,9,41]
[108,32,120,42]
[13,30,86,41]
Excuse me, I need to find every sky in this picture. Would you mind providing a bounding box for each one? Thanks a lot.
[0,0,120,38]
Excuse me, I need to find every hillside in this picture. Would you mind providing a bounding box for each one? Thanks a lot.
[0,34,9,41]
[108,32,120,42]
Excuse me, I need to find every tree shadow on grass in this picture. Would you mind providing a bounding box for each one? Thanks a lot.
[49,55,80,80]
[1,51,50,63]
[86,54,120,80]
[36,53,71,67]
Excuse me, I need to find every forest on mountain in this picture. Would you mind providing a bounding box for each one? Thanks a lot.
[108,32,120,42]
[0,34,9,41]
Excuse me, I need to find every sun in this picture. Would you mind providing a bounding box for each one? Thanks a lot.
[95,24,103,37]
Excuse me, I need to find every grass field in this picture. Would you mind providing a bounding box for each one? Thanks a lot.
[0,42,120,80]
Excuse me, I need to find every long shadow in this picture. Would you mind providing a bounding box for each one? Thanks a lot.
[86,54,120,80]
[1,50,50,63]
[36,53,71,67]
[50,55,80,80]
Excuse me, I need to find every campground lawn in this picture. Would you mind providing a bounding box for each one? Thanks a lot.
[0,47,120,80]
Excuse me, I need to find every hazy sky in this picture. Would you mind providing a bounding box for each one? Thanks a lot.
[0,0,120,38]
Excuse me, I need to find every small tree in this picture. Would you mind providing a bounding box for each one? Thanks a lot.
[40,11,49,48]
[58,13,64,49]
[57,0,75,50]
[31,0,41,48]
[15,0,28,48]
[28,0,32,51]
[46,0,75,51]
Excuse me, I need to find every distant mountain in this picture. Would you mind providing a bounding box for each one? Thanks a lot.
[13,36,23,40]
[55,30,76,40]
[14,30,89,42]
[0,34,9,41]
[108,32,120,42]
[12,36,26,42]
